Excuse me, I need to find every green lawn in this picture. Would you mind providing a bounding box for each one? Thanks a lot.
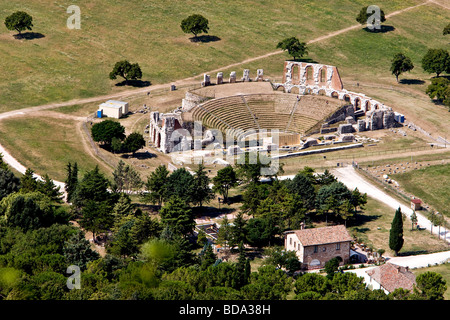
[391,164,450,217]
[349,196,450,257]
[0,0,424,111]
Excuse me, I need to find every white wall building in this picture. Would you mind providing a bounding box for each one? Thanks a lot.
[98,100,129,119]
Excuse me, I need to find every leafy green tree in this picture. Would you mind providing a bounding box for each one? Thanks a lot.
[0,168,20,201]
[234,242,251,288]
[63,230,100,270]
[212,165,238,203]
[108,219,138,258]
[410,210,418,231]
[389,207,404,256]
[91,120,126,146]
[350,187,367,213]
[444,23,450,35]
[241,265,293,300]
[285,171,316,210]
[315,169,337,186]
[40,174,63,203]
[235,152,277,184]
[64,162,78,203]
[276,37,308,60]
[80,200,114,241]
[422,48,450,77]
[123,132,146,155]
[20,168,39,194]
[199,244,217,270]
[240,182,270,217]
[4,11,33,36]
[324,257,341,279]
[390,53,414,83]
[245,217,277,248]
[112,160,143,194]
[72,166,110,208]
[130,213,161,245]
[294,273,328,297]
[191,163,214,207]
[7,195,46,231]
[264,246,301,274]
[316,181,352,223]
[164,168,194,204]
[180,14,209,40]
[426,77,450,105]
[356,6,386,28]
[414,271,447,300]
[159,196,194,237]
[109,60,142,85]
[143,165,169,206]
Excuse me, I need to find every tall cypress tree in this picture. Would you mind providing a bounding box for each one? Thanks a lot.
[389,207,404,256]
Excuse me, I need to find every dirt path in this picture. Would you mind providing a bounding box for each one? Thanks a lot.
[332,165,449,242]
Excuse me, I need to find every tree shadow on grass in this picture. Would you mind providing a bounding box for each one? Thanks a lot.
[287,57,320,64]
[13,32,45,40]
[348,213,381,228]
[362,25,395,33]
[189,35,221,43]
[399,79,425,85]
[114,80,151,87]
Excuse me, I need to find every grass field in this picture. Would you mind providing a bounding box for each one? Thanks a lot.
[391,164,450,217]
[0,0,428,111]
[349,196,450,257]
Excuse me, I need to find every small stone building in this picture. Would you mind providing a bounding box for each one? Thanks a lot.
[411,198,422,211]
[284,225,353,269]
[98,100,129,119]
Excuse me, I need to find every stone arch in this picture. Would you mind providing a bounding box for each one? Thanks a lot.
[292,64,300,85]
[319,67,327,83]
[276,85,285,92]
[354,97,361,110]
[290,86,299,94]
[305,65,314,85]
[364,100,370,112]
[343,94,351,102]
[331,91,339,99]
[310,259,321,267]
[157,132,161,148]
[317,89,326,96]
[304,87,312,95]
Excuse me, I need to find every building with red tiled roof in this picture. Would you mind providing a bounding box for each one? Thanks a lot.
[284,225,353,269]
[411,198,422,210]
[366,263,416,294]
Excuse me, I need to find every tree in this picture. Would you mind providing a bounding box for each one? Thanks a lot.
[91,120,126,146]
[324,257,340,279]
[180,14,209,40]
[159,196,195,238]
[426,77,450,105]
[80,200,114,242]
[389,207,404,256]
[72,166,110,208]
[63,230,100,270]
[414,271,447,300]
[4,11,33,36]
[191,163,214,207]
[349,188,367,213]
[112,160,143,194]
[6,195,45,231]
[20,168,39,193]
[40,174,63,203]
[410,210,418,231]
[245,217,277,248]
[212,165,238,203]
[164,168,194,204]
[109,60,142,85]
[443,23,450,35]
[356,6,386,29]
[390,53,414,83]
[285,172,316,210]
[276,37,308,61]
[422,49,450,77]
[143,165,169,206]
[64,162,78,203]
[122,132,146,155]
[0,168,20,201]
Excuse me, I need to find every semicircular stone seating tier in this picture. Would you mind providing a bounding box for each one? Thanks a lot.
[190,93,341,139]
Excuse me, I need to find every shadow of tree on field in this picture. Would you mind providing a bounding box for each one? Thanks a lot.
[399,79,425,85]
[363,25,395,33]
[14,32,45,40]
[115,80,151,87]
[189,35,221,43]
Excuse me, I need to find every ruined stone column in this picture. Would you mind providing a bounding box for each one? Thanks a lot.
[217,72,223,84]
[255,69,263,81]
[229,71,236,83]
[202,74,211,87]
[242,69,250,82]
